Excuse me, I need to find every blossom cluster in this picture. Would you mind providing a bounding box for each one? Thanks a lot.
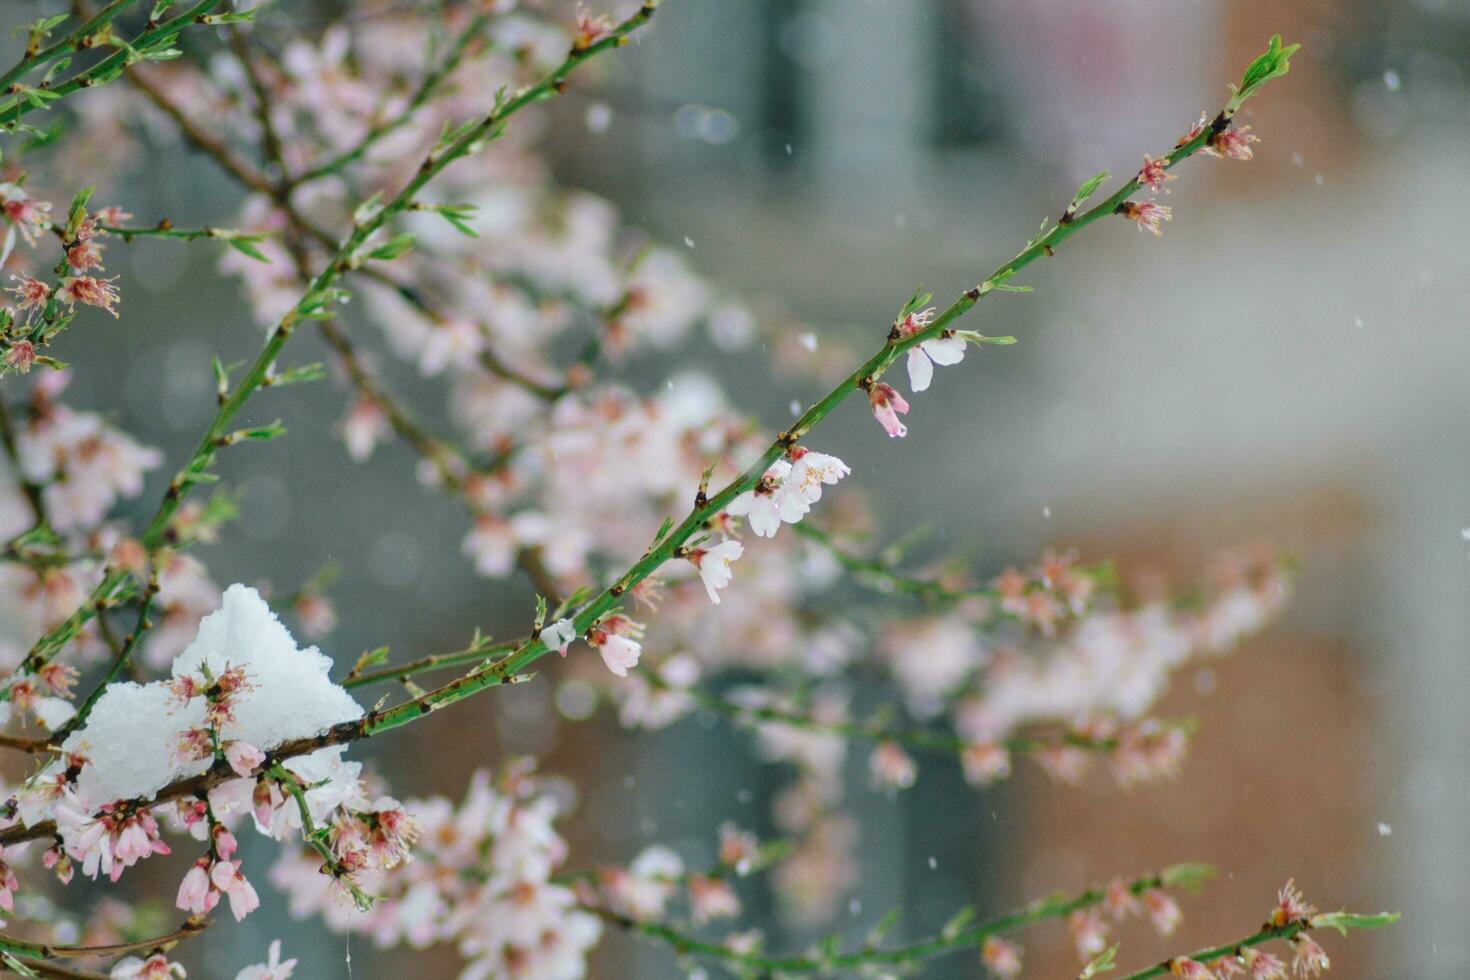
[0,6,1368,978]
[271,761,600,980]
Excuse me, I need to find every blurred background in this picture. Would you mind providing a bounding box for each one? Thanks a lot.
[20,0,1470,975]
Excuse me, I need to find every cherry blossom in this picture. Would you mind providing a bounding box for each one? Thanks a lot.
[211,859,262,920]
[234,941,298,980]
[589,614,644,677]
[56,274,121,316]
[225,741,266,778]
[778,447,851,508]
[869,741,917,791]
[177,859,218,916]
[727,460,800,538]
[1206,125,1260,160]
[1140,153,1175,193]
[109,954,186,979]
[687,539,744,603]
[4,340,35,373]
[1169,958,1217,979]
[1290,935,1330,977]
[869,382,910,437]
[982,936,1023,978]
[1120,200,1173,236]
[1270,879,1316,926]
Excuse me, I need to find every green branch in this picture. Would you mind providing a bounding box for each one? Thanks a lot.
[1117,909,1399,979]
[291,12,492,184]
[355,35,1303,742]
[603,865,1211,974]
[11,1,665,694]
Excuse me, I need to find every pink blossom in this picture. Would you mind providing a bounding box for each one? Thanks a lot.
[0,183,51,246]
[225,741,266,777]
[1068,907,1109,961]
[718,823,759,872]
[595,633,642,677]
[1177,113,1207,147]
[1104,877,1142,920]
[1290,935,1330,977]
[688,874,741,923]
[1270,879,1316,927]
[1206,125,1260,161]
[1170,958,1218,979]
[961,741,1012,787]
[687,539,744,604]
[8,274,49,311]
[235,940,298,980]
[293,593,336,638]
[364,798,420,868]
[38,663,78,697]
[213,824,239,860]
[42,845,72,884]
[982,936,1023,978]
[1034,744,1090,785]
[905,334,967,392]
[1241,947,1287,980]
[57,800,171,882]
[1119,200,1172,236]
[779,446,851,506]
[109,953,186,979]
[1143,888,1183,935]
[92,205,132,226]
[339,396,390,462]
[590,614,644,677]
[1139,153,1175,193]
[56,275,121,316]
[573,8,615,50]
[173,727,215,764]
[211,859,261,920]
[869,382,910,437]
[0,854,18,912]
[67,239,105,271]
[176,859,219,916]
[5,341,36,374]
[869,741,917,791]
[727,460,806,537]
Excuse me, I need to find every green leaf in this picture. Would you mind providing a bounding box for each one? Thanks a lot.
[364,232,416,263]
[1309,910,1401,937]
[432,203,480,238]
[940,905,975,941]
[896,288,933,323]
[1079,944,1118,978]
[351,646,391,676]
[200,9,258,25]
[1067,171,1109,214]
[955,330,1018,347]
[32,14,71,34]
[352,192,384,225]
[1232,35,1302,109]
[865,906,902,947]
[237,421,287,441]
[268,362,326,387]
[225,234,271,263]
[1,951,40,978]
[1160,863,1217,894]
